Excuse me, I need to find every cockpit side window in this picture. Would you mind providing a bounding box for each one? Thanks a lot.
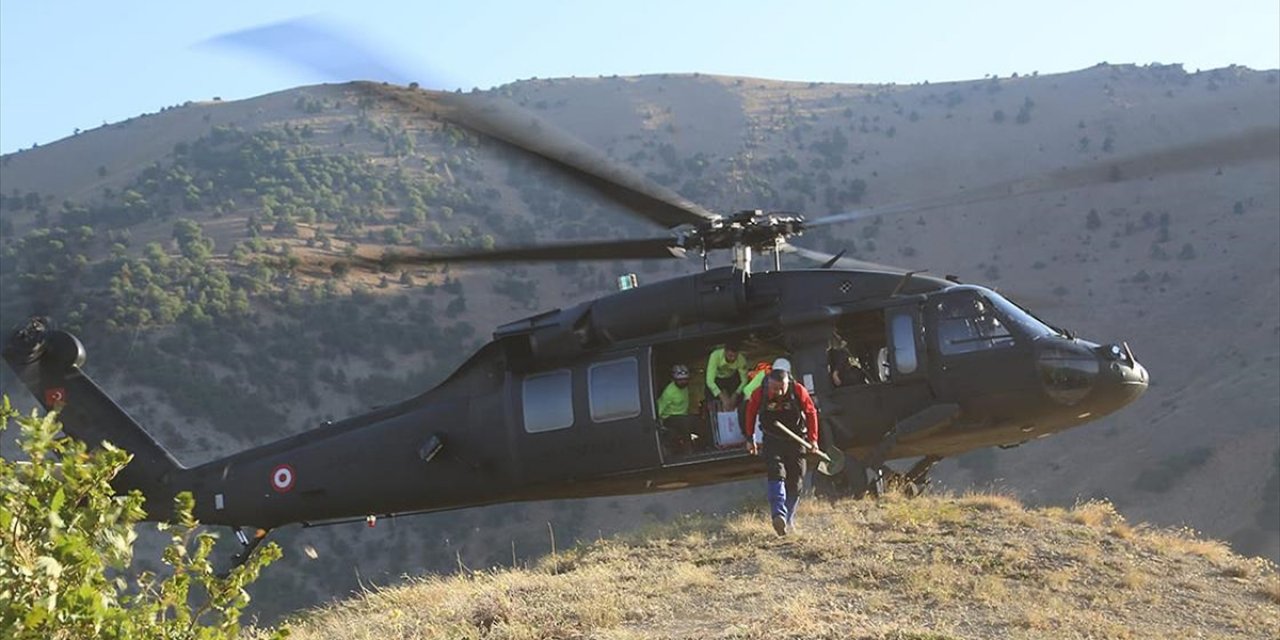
[935,293,1015,355]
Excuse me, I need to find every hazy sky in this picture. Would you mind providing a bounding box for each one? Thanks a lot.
[2,0,1277,154]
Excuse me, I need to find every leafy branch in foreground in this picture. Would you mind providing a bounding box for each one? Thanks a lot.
[0,396,284,639]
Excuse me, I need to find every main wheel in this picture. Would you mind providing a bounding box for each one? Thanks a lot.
[813,459,872,499]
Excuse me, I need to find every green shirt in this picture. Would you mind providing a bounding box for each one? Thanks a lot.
[706,347,748,396]
[742,367,768,397]
[657,381,690,420]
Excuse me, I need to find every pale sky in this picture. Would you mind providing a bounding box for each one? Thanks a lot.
[2,0,1277,154]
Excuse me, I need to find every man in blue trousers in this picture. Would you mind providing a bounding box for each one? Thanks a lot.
[744,360,820,536]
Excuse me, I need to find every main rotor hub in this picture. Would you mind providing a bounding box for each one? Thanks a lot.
[686,210,806,254]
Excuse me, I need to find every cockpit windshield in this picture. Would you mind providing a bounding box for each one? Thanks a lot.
[980,288,1061,338]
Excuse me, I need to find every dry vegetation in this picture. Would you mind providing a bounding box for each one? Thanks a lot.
[261,493,1279,639]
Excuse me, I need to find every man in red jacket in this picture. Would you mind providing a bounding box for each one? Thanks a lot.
[745,363,819,536]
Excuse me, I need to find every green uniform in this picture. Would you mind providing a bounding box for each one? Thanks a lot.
[706,347,748,397]
[657,381,690,420]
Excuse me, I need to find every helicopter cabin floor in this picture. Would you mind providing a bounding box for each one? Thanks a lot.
[662,445,750,467]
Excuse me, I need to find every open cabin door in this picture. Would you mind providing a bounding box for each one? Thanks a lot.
[826,302,935,449]
[510,348,662,485]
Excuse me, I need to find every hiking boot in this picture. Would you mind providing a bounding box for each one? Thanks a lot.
[772,515,788,536]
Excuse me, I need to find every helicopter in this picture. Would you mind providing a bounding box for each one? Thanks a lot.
[3,74,1275,565]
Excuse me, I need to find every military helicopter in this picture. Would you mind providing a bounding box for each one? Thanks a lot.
[4,68,1275,564]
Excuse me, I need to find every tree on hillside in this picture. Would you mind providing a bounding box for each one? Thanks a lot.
[172,219,213,262]
[0,397,283,639]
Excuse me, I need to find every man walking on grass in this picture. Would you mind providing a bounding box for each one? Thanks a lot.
[744,361,819,536]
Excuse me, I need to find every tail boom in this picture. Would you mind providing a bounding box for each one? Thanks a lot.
[3,318,182,520]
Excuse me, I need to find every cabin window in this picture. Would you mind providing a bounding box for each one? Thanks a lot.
[523,369,574,433]
[890,313,919,374]
[936,293,1015,356]
[588,357,642,423]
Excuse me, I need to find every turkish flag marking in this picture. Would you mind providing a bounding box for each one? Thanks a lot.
[271,464,296,493]
[44,387,67,407]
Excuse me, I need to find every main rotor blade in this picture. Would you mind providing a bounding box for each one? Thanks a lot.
[780,243,910,273]
[200,17,424,86]
[360,83,717,229]
[808,126,1280,228]
[205,19,717,230]
[368,237,686,266]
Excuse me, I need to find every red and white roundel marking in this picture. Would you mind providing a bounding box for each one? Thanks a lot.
[270,464,295,493]
[44,387,66,407]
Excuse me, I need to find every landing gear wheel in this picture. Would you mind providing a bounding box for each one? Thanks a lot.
[813,459,872,499]
[870,456,943,498]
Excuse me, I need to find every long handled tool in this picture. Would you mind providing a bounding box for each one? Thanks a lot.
[772,421,832,463]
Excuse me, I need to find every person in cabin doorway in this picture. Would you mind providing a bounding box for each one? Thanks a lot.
[658,364,704,453]
[706,339,748,412]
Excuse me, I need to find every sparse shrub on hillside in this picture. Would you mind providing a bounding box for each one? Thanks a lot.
[1259,450,1280,532]
[1233,201,1245,215]
[1177,243,1196,260]
[1015,97,1034,124]
[493,273,538,309]
[1134,447,1213,493]
[992,109,1006,124]
[445,295,467,318]
[1086,209,1102,231]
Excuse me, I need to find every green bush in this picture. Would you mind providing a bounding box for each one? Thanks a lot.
[0,398,282,639]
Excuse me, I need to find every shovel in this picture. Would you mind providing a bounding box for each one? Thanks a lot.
[772,421,832,464]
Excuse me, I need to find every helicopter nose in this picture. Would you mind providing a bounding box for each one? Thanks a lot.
[1086,342,1149,415]
[1036,340,1148,414]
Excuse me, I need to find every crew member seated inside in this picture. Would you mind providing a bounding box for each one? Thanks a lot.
[827,331,869,388]
[706,340,749,411]
[658,364,709,454]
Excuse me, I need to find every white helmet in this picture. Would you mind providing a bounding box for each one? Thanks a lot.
[771,358,792,373]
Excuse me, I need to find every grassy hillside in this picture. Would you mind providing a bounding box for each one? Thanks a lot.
[262,493,1280,639]
[0,63,1276,621]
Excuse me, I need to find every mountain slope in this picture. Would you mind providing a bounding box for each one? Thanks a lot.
[264,494,1280,640]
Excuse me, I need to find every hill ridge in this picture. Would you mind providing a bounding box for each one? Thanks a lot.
[266,493,1280,639]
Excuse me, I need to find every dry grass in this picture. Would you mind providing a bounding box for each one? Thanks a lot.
[266,493,1280,640]
[954,491,1023,513]
[1143,527,1235,564]
[1068,499,1121,528]
[1119,568,1149,590]
[1263,576,1280,605]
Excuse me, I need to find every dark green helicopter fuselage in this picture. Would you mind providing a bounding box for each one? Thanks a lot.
[3,266,1147,529]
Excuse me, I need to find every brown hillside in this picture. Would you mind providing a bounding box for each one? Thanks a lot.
[263,494,1280,640]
